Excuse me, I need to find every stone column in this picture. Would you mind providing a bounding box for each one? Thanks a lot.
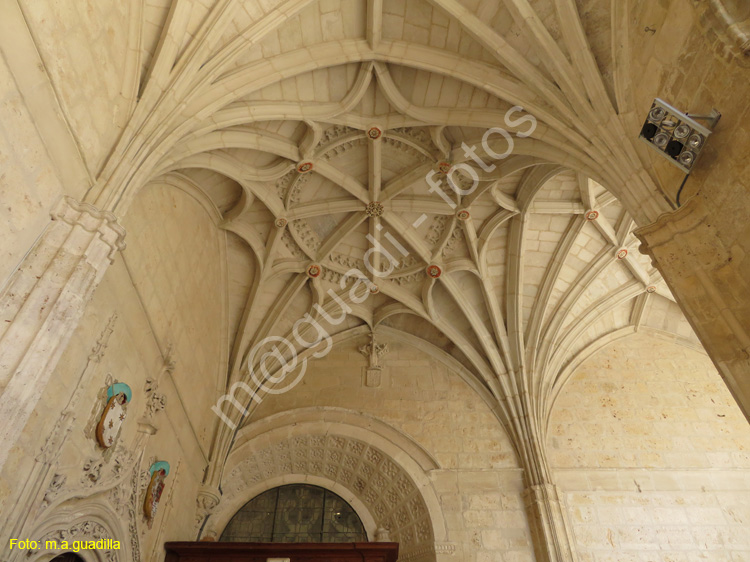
[635,193,750,422]
[523,482,579,562]
[506,397,580,562]
[0,196,125,472]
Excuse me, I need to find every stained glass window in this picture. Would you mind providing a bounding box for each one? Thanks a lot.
[220,484,367,543]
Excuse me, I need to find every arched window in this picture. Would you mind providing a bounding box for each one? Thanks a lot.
[221,484,367,543]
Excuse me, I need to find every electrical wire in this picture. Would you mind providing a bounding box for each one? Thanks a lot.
[675,174,689,207]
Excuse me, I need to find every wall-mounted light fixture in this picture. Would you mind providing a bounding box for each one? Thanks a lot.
[639,98,720,174]
[639,98,720,206]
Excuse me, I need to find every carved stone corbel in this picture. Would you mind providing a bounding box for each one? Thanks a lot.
[194,486,222,534]
[359,332,389,387]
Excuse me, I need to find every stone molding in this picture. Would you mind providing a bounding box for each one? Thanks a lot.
[522,483,580,562]
[0,196,126,473]
[634,194,707,260]
[693,0,750,65]
[51,196,127,259]
[397,542,457,561]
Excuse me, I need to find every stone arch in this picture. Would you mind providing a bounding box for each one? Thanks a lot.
[208,411,452,561]
[20,501,128,562]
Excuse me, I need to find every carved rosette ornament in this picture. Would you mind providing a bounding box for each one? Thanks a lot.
[426,265,442,279]
[275,217,288,228]
[296,161,314,173]
[616,248,629,260]
[456,209,470,221]
[365,201,385,218]
[306,264,322,278]
[437,161,451,174]
[646,285,657,294]
[367,127,383,140]
[585,210,599,221]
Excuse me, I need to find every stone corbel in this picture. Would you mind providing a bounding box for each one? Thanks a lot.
[359,332,389,388]
[194,485,222,534]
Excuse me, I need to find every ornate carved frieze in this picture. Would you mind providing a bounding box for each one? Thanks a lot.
[40,521,120,562]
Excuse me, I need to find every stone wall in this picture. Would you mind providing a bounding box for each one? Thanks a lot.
[0,183,228,561]
[236,336,535,562]
[629,0,750,421]
[0,52,65,288]
[549,334,750,561]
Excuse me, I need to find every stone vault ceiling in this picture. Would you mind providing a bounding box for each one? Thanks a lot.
[52,0,703,477]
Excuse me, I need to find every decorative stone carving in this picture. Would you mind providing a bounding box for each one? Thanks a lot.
[141,377,167,422]
[359,333,389,388]
[437,161,452,174]
[365,201,385,218]
[194,486,221,532]
[40,521,120,562]
[306,264,322,278]
[219,434,432,550]
[426,215,451,245]
[317,125,358,147]
[104,459,143,561]
[426,265,442,279]
[291,219,321,254]
[41,473,67,508]
[296,161,314,174]
[693,0,750,65]
[375,527,391,542]
[81,458,105,486]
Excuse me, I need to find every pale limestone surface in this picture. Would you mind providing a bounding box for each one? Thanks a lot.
[0,1,749,562]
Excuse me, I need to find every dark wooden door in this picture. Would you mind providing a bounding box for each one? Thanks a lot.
[164,542,399,562]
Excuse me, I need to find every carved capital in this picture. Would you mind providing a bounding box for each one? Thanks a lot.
[194,486,222,531]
